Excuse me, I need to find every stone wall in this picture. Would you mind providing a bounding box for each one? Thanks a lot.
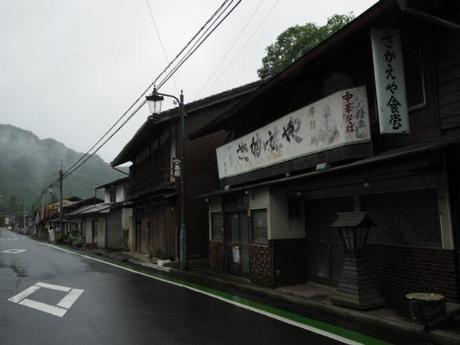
[366,244,459,314]
[273,239,307,286]
[208,241,225,273]
[249,244,274,286]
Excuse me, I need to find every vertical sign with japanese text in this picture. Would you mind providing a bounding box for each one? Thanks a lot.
[371,29,409,134]
[216,86,371,179]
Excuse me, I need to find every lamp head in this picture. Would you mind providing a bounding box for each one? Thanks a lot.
[146,86,164,117]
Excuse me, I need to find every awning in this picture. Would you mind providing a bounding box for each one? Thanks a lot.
[197,136,460,199]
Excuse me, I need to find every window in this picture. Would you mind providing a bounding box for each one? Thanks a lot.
[362,189,441,247]
[251,209,268,244]
[211,212,223,241]
[109,187,116,202]
[404,46,426,111]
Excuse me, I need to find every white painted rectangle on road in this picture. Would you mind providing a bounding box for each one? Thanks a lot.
[1,249,26,254]
[20,298,68,318]
[57,288,84,309]
[36,282,72,292]
[8,282,84,318]
[8,285,41,303]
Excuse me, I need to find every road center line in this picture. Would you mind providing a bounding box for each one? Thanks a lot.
[41,243,387,345]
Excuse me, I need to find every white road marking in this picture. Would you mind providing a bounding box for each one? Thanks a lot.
[2,236,27,241]
[1,249,26,254]
[57,288,84,309]
[42,243,362,345]
[8,285,41,303]
[7,281,84,318]
[36,282,71,292]
[20,298,67,318]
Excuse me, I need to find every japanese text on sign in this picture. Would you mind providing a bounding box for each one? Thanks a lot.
[216,86,371,179]
[371,28,409,134]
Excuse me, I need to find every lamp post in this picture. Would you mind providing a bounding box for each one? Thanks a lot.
[146,87,188,271]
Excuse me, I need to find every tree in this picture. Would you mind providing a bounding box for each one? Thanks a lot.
[257,13,355,79]
[8,196,19,212]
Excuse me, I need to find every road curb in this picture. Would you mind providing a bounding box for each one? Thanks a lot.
[48,242,460,345]
[162,268,460,345]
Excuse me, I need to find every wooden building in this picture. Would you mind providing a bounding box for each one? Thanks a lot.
[192,0,460,313]
[95,177,133,250]
[111,82,261,261]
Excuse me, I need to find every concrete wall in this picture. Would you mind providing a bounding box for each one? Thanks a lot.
[115,184,126,203]
[104,190,110,203]
[122,208,133,251]
[269,190,305,240]
[85,216,106,248]
[106,208,123,249]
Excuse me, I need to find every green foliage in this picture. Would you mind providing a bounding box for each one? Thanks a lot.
[148,246,170,261]
[257,13,355,79]
[70,234,83,247]
[55,232,64,244]
[8,196,19,212]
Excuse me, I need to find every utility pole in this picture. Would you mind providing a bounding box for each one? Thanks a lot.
[178,90,187,271]
[59,161,63,236]
[23,203,26,235]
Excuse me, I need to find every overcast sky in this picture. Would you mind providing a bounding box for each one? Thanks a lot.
[0,0,377,166]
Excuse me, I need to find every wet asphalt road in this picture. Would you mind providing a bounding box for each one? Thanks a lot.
[0,228,350,345]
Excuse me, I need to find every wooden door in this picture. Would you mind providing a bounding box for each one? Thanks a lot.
[306,197,353,286]
[224,211,249,276]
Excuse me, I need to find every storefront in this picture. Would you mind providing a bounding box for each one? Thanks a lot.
[192,0,460,315]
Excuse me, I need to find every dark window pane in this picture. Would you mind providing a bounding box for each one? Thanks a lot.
[211,213,223,241]
[398,190,441,247]
[404,47,425,109]
[230,213,240,242]
[251,209,268,244]
[240,212,249,244]
[362,190,441,247]
[362,193,400,244]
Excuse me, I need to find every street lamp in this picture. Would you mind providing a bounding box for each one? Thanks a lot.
[146,87,188,271]
[146,87,164,119]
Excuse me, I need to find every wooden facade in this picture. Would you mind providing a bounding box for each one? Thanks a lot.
[194,0,460,314]
[112,82,261,260]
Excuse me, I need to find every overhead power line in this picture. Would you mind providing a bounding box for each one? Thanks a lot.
[61,0,242,180]
[199,0,280,97]
[61,0,235,179]
[145,0,179,94]
[156,0,242,90]
[195,0,265,99]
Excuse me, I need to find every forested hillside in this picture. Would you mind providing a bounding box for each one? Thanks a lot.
[0,124,126,212]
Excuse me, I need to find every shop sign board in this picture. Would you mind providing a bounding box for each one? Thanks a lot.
[216,86,371,179]
[371,28,410,134]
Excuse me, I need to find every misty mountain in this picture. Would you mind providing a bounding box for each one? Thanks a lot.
[0,124,127,211]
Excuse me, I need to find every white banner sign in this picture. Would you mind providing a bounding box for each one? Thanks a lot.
[371,29,409,134]
[216,86,371,179]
